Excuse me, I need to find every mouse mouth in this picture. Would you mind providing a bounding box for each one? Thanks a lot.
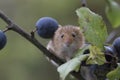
[63,43,71,48]
[63,43,76,49]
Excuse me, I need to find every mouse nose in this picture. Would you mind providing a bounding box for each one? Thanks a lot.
[65,40,72,47]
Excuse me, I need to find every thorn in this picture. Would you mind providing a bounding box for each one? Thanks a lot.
[31,28,37,38]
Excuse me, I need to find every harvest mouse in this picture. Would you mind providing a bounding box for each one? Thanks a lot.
[47,25,84,61]
[47,25,97,80]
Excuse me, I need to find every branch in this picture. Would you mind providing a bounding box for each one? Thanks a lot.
[0,10,84,80]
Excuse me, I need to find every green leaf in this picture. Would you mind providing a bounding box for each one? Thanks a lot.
[75,44,90,57]
[105,0,120,28]
[76,7,108,49]
[57,54,89,80]
[107,63,120,80]
[86,46,106,65]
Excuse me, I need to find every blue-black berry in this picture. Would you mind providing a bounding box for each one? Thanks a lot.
[104,46,115,54]
[0,30,7,50]
[36,17,59,38]
[104,46,115,62]
[112,37,120,58]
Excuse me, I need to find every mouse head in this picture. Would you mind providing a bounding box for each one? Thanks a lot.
[53,25,84,49]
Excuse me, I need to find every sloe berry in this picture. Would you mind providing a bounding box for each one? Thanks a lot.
[36,17,59,38]
[0,30,7,50]
[112,37,120,59]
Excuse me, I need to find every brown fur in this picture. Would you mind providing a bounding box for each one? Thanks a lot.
[47,25,84,61]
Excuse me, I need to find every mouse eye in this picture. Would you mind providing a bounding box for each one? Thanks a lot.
[61,34,64,38]
[72,33,76,37]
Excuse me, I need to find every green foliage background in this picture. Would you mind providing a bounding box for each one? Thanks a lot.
[0,0,120,80]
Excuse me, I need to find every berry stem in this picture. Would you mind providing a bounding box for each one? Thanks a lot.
[3,28,9,33]
[3,27,12,33]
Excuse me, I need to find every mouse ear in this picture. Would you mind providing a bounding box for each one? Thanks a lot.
[76,26,85,33]
[58,25,62,28]
[75,26,81,31]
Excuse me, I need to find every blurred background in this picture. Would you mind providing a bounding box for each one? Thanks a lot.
[0,0,120,80]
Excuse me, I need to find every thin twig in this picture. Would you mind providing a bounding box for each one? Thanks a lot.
[81,0,87,7]
[0,10,12,25]
[106,28,120,43]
